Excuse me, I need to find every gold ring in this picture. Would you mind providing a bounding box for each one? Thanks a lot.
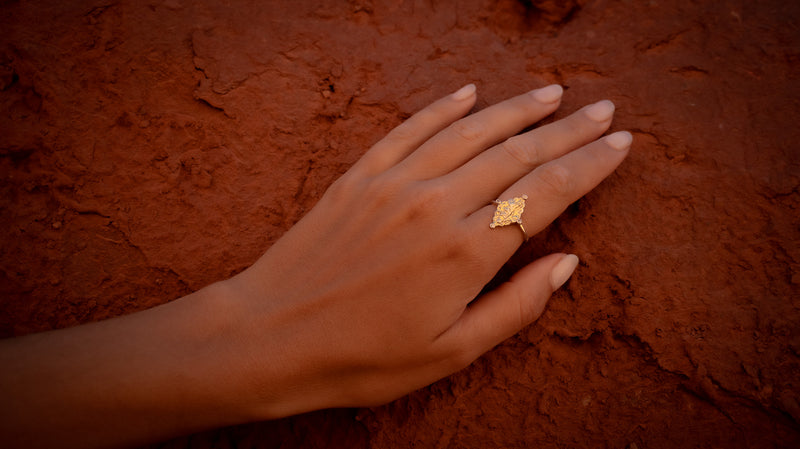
[489,194,529,241]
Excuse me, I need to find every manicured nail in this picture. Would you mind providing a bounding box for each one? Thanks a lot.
[452,83,476,101]
[550,254,579,290]
[605,131,633,151]
[585,100,615,122]
[531,84,563,103]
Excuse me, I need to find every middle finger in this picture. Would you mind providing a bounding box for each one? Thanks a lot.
[464,130,633,260]
[392,84,565,181]
[443,99,616,209]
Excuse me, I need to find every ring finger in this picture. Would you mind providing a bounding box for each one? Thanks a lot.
[464,131,633,262]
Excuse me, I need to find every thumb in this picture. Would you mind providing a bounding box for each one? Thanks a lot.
[442,253,579,357]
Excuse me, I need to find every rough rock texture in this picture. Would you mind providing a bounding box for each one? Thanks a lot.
[1,0,799,447]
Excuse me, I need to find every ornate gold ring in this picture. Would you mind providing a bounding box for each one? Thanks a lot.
[489,194,529,241]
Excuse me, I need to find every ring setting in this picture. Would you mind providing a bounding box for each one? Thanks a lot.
[489,194,529,241]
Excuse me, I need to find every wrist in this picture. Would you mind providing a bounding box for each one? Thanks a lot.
[0,277,270,448]
[214,269,340,421]
[169,279,264,424]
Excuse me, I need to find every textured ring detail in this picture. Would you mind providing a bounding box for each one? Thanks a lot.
[489,194,529,241]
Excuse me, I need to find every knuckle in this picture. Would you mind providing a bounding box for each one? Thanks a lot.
[372,173,406,199]
[500,136,540,170]
[536,163,573,197]
[449,118,485,142]
[437,224,477,263]
[441,226,498,279]
[405,181,448,215]
[325,172,362,201]
[357,173,405,210]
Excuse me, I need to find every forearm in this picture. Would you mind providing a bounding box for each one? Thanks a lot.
[0,281,255,448]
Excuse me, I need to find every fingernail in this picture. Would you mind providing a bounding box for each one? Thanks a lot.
[550,254,579,290]
[605,131,633,151]
[452,83,476,101]
[585,100,615,122]
[531,84,563,103]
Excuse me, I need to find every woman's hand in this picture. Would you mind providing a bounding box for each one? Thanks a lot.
[226,83,632,419]
[0,83,631,448]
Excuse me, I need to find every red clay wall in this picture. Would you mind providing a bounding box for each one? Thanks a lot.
[1,1,798,447]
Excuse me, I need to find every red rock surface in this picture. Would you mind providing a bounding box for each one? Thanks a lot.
[2,0,799,447]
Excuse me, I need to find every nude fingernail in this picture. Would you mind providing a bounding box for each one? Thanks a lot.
[605,131,633,151]
[531,84,563,103]
[452,83,476,101]
[550,254,579,290]
[585,100,615,122]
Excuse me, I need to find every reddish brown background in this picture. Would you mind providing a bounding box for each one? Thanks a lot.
[2,0,799,447]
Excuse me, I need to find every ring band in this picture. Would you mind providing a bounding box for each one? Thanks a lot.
[489,194,529,241]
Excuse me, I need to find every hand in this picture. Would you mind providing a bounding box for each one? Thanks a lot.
[0,83,631,448]
[225,83,632,418]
